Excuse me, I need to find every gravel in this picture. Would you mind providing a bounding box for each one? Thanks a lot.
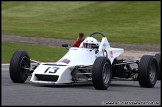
[2,34,160,60]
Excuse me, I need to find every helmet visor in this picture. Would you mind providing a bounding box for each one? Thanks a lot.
[83,43,91,49]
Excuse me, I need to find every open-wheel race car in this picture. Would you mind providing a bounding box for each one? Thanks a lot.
[9,32,161,90]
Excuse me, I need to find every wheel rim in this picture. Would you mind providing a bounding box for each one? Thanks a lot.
[149,61,156,83]
[102,62,110,85]
[20,56,30,79]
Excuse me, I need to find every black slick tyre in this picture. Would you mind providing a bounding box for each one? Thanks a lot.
[138,55,158,88]
[92,57,112,90]
[9,50,30,83]
[155,53,161,80]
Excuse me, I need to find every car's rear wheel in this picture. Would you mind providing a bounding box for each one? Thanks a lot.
[9,50,30,83]
[92,57,112,90]
[138,55,158,88]
[155,53,161,80]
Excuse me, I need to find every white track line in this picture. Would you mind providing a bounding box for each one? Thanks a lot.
[1,64,9,66]
[1,64,9,70]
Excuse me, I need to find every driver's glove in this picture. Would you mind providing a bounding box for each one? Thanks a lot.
[78,32,84,40]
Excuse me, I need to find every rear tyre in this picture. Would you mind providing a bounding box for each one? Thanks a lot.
[155,53,161,80]
[138,55,158,88]
[92,57,112,90]
[9,50,30,83]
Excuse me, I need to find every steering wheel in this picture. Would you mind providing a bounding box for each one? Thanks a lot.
[89,32,106,37]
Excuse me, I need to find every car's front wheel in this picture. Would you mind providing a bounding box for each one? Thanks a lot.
[9,50,30,83]
[92,57,112,90]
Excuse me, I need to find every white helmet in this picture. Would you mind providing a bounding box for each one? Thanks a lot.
[83,37,99,49]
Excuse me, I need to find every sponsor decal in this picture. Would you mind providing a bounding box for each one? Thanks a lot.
[58,59,70,64]
[110,50,113,58]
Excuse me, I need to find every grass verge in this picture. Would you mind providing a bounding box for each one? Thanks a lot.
[2,1,160,44]
[2,42,67,63]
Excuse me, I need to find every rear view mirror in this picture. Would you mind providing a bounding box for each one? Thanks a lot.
[62,44,69,50]
[62,44,68,47]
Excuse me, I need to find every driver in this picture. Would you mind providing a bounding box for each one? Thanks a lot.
[73,32,99,49]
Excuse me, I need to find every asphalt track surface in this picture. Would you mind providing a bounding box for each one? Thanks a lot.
[1,64,161,106]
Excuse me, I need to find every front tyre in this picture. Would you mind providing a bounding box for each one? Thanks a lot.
[138,55,158,88]
[9,50,30,83]
[92,57,112,90]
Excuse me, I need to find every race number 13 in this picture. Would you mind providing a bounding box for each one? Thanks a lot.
[44,67,59,73]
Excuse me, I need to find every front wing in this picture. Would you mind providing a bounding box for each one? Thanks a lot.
[30,63,74,84]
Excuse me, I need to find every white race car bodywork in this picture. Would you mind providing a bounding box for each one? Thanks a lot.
[30,37,124,84]
[9,32,159,89]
